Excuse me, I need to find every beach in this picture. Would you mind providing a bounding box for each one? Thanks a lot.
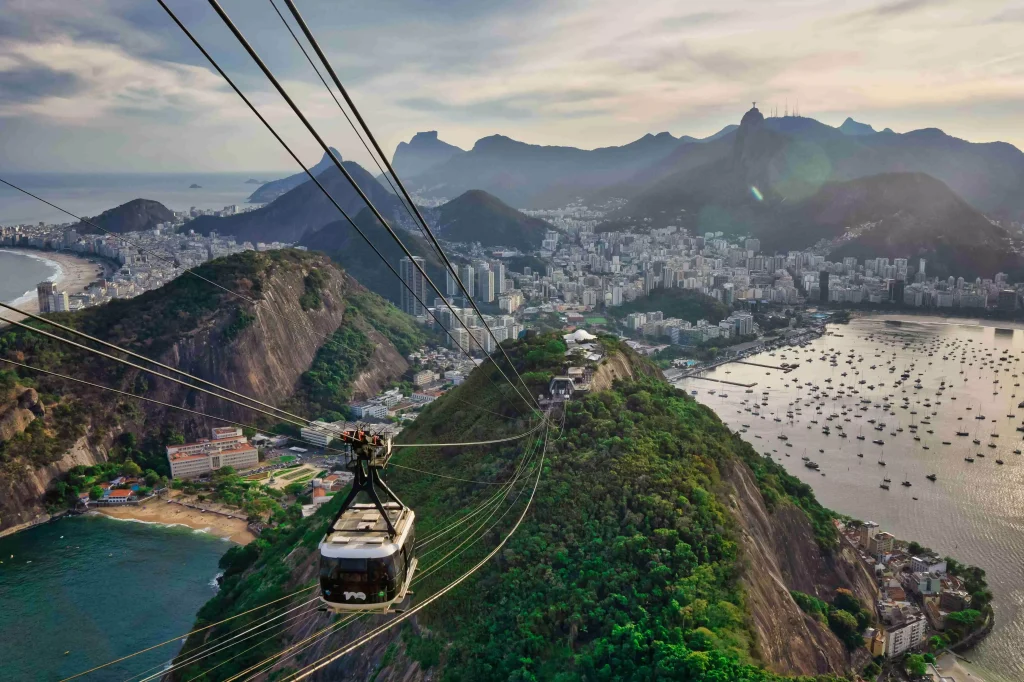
[95,493,255,545]
[0,248,114,324]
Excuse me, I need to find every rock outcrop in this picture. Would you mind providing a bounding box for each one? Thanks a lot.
[721,458,877,676]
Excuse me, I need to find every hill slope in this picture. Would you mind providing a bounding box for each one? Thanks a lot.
[770,172,1021,279]
[172,334,877,681]
[429,189,553,249]
[190,162,405,244]
[78,198,175,234]
[246,148,341,204]
[0,249,419,533]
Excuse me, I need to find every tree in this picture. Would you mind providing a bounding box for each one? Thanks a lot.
[121,460,142,477]
[144,470,161,486]
[905,653,927,676]
[88,486,104,501]
[827,609,862,650]
[284,482,307,496]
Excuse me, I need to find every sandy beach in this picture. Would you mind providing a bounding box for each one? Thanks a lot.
[95,494,255,544]
[0,248,114,324]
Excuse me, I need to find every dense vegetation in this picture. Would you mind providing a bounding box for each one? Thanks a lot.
[174,334,847,681]
[610,288,730,325]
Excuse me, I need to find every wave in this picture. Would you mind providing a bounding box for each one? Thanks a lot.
[88,512,195,533]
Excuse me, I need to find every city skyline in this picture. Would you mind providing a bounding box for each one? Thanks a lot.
[0,0,1021,173]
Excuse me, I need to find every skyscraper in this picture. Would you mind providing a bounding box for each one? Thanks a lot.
[494,262,507,295]
[458,264,475,303]
[445,269,459,297]
[819,271,829,303]
[399,256,427,316]
[37,281,56,313]
[476,263,494,303]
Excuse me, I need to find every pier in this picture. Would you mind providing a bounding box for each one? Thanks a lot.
[733,361,798,372]
[687,376,757,387]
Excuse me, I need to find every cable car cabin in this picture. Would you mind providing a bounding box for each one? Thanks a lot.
[319,502,416,613]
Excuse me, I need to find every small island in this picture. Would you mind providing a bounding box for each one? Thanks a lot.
[188,183,202,189]
[244,178,266,185]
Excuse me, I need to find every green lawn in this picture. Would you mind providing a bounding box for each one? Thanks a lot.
[584,316,608,325]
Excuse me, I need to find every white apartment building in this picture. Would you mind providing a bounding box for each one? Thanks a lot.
[301,421,340,448]
[167,429,258,478]
[884,613,927,657]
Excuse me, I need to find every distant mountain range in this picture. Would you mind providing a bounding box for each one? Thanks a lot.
[78,198,174,234]
[245,148,342,204]
[395,129,714,208]
[586,106,1024,278]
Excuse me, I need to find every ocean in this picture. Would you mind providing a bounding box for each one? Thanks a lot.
[0,172,288,227]
[0,249,61,306]
[677,315,1024,682]
[0,514,227,681]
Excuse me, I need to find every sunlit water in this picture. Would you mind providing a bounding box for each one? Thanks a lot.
[0,513,226,681]
[677,315,1024,682]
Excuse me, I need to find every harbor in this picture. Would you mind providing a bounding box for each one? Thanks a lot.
[675,315,1024,682]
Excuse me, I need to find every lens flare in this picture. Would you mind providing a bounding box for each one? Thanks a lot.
[750,186,764,201]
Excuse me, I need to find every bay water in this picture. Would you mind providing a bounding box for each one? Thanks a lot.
[0,514,227,681]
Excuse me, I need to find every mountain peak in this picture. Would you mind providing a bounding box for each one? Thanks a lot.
[740,105,765,128]
[392,131,465,177]
[838,117,876,136]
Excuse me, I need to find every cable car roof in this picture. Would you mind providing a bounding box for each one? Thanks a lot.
[321,503,414,559]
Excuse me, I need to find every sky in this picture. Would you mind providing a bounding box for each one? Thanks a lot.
[0,0,1022,174]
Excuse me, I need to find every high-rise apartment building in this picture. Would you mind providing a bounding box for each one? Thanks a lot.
[37,281,56,313]
[476,263,494,303]
[399,256,427,316]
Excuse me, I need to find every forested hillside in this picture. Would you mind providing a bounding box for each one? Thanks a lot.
[173,333,872,681]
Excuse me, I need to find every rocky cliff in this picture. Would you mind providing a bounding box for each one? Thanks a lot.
[721,458,877,676]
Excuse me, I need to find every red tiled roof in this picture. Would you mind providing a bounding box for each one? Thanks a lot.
[108,489,134,498]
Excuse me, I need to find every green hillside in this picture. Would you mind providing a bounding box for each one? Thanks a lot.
[171,333,847,681]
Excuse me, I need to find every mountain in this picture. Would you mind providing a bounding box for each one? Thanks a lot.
[610,107,1024,224]
[0,249,420,534]
[603,106,1024,277]
[190,162,406,244]
[173,334,881,680]
[404,131,683,208]
[246,148,341,204]
[391,131,465,178]
[838,117,876,136]
[428,190,553,249]
[78,198,174,234]
[776,172,1022,279]
[298,207,447,305]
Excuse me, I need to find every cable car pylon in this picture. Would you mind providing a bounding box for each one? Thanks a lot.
[319,423,416,613]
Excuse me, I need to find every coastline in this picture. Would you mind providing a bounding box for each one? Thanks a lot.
[0,247,114,324]
[94,496,255,545]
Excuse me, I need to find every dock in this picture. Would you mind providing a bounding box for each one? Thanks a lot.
[732,361,798,372]
[687,376,757,387]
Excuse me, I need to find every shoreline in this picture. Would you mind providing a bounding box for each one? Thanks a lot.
[93,496,255,545]
[0,247,114,324]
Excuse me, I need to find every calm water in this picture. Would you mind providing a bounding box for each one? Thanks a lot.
[678,315,1024,682]
[0,250,60,305]
[0,172,288,226]
[0,514,227,681]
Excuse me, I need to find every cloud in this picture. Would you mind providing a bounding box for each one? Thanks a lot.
[0,0,1021,172]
